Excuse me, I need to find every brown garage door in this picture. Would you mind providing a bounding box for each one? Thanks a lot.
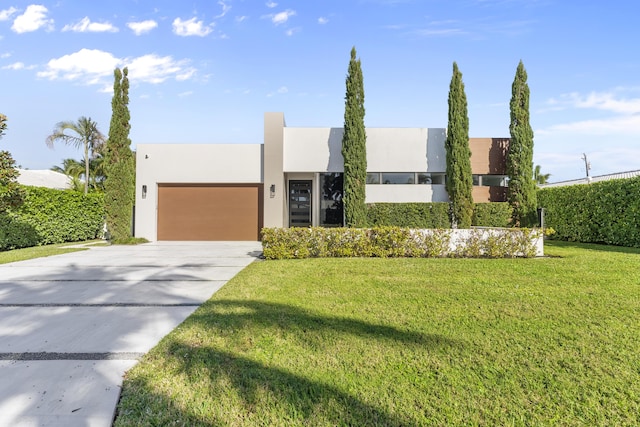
[157,184,263,241]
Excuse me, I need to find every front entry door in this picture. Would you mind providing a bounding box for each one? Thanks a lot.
[289,180,312,227]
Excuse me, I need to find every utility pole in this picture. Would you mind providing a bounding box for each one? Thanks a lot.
[581,153,592,182]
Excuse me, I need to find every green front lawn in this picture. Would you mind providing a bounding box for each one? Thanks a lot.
[0,241,97,264]
[114,241,640,426]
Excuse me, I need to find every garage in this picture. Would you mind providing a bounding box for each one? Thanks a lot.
[157,184,263,241]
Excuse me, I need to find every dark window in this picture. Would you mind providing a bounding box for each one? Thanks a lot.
[382,173,414,184]
[320,173,343,227]
[366,172,380,184]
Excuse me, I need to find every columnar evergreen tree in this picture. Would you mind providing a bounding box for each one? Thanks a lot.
[0,114,25,212]
[445,62,473,228]
[341,47,367,228]
[104,67,135,241]
[507,60,536,226]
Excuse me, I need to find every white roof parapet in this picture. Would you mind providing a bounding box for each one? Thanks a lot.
[17,169,73,190]
[540,169,640,188]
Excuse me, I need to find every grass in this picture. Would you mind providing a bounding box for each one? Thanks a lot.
[114,241,640,426]
[0,241,99,264]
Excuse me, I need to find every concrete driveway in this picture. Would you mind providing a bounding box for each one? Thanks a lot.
[0,241,262,427]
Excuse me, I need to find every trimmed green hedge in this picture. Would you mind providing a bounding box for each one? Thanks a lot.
[0,187,105,250]
[261,226,541,259]
[366,202,450,228]
[472,203,512,227]
[538,176,640,247]
[366,202,513,228]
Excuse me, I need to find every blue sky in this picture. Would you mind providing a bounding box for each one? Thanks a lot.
[1,0,638,182]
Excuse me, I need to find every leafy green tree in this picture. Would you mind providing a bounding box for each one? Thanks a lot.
[104,67,135,241]
[507,61,537,226]
[533,164,550,185]
[341,47,367,228]
[45,116,106,195]
[0,114,24,212]
[445,62,473,228]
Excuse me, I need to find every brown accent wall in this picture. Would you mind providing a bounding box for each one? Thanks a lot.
[472,186,508,203]
[157,184,263,241]
[470,138,509,175]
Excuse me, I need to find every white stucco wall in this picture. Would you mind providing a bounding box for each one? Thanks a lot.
[135,143,263,241]
[283,127,447,173]
[365,184,449,203]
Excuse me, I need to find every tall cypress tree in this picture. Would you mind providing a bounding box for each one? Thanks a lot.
[341,47,367,228]
[445,62,473,228]
[507,60,536,227]
[104,67,135,241]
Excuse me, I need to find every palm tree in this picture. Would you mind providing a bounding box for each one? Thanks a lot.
[46,117,106,195]
[51,158,85,192]
[533,164,551,185]
[52,157,107,192]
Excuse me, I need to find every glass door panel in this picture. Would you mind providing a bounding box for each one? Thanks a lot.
[289,180,312,227]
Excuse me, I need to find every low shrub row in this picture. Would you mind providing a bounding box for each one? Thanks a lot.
[538,176,640,247]
[0,187,105,251]
[366,202,513,228]
[261,226,542,259]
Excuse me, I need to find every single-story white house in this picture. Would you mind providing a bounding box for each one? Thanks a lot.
[135,112,509,241]
[17,169,73,190]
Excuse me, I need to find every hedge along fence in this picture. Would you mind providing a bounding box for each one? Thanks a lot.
[0,186,105,251]
[538,176,640,247]
[366,202,513,228]
[261,226,543,260]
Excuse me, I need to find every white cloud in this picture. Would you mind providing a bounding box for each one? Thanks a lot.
[271,10,296,25]
[546,91,640,115]
[37,49,197,87]
[178,91,193,97]
[285,27,300,36]
[236,16,248,23]
[537,115,640,136]
[11,5,54,33]
[125,54,197,84]
[0,7,18,21]
[62,17,118,33]
[2,62,24,70]
[266,1,278,8]
[538,89,640,136]
[172,17,213,37]
[215,1,231,18]
[37,49,119,82]
[268,86,288,97]
[318,17,329,24]
[127,20,158,35]
[0,52,11,59]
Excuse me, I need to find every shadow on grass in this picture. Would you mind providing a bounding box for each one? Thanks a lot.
[116,299,458,426]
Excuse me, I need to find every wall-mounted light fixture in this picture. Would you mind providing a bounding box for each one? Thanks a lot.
[270,184,276,198]
[144,154,149,159]
[142,185,147,199]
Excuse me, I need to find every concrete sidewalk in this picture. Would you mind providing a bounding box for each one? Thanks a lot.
[0,241,262,427]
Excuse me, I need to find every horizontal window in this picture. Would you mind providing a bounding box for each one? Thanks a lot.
[382,173,414,184]
[366,173,380,184]
[419,173,445,185]
[366,172,447,185]
[481,175,507,187]
[472,175,508,187]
